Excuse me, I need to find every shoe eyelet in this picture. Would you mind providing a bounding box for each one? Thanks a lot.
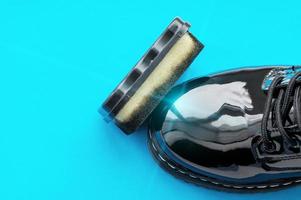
[261,141,276,153]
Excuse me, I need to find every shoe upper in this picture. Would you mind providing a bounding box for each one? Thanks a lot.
[149,66,301,185]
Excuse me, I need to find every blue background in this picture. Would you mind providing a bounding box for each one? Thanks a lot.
[1,0,301,199]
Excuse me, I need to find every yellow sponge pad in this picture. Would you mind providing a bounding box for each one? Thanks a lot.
[115,32,201,132]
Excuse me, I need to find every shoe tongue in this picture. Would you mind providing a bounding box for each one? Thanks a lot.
[262,66,301,91]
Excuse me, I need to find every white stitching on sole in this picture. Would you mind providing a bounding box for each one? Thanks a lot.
[149,131,301,190]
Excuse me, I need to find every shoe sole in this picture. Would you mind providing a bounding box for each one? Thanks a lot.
[148,129,301,193]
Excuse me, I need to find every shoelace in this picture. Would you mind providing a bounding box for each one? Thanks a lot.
[261,71,301,153]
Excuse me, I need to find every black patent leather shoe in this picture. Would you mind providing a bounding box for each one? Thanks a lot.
[148,66,301,192]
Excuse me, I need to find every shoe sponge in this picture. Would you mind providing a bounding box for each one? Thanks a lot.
[100,17,203,134]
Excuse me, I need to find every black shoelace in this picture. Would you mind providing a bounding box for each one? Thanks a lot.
[261,72,301,153]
